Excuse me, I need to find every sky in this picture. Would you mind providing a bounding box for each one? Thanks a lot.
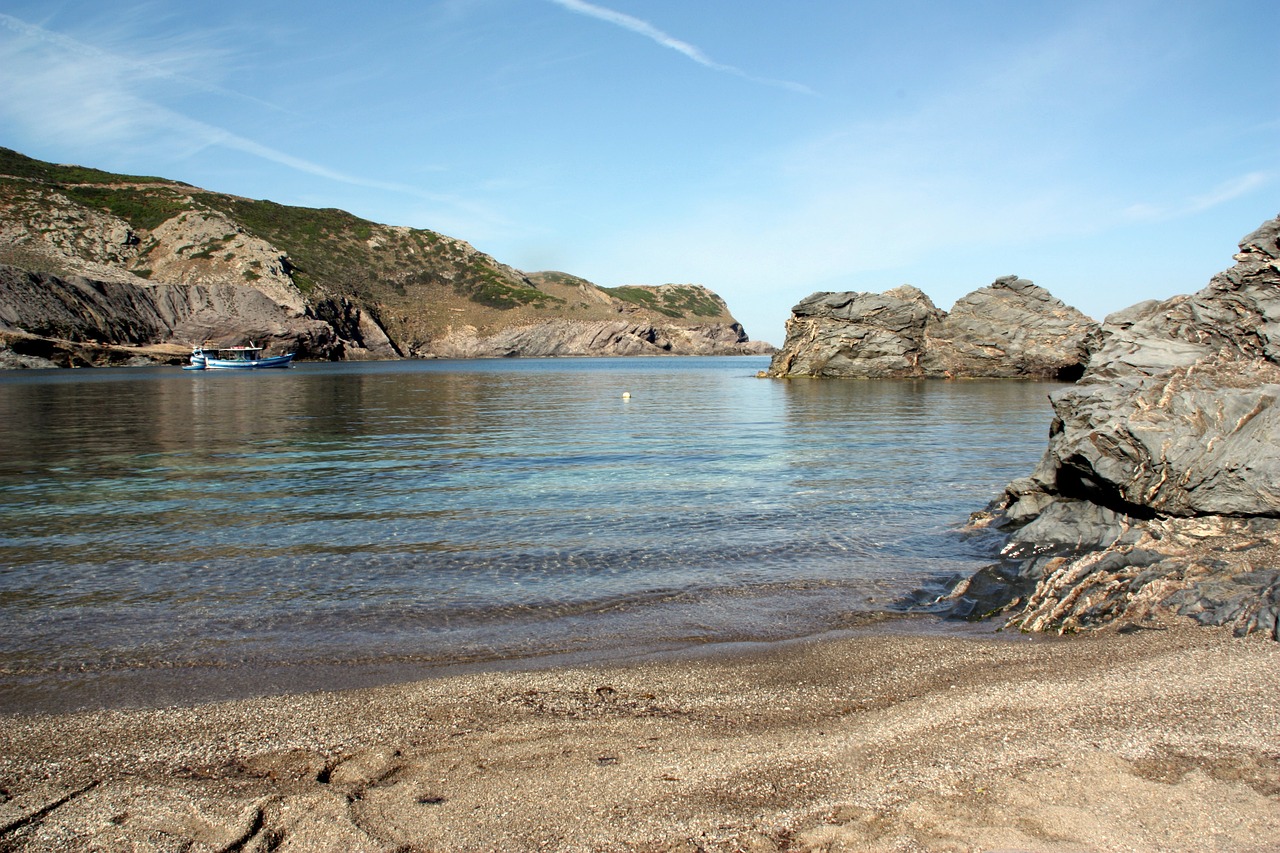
[0,0,1276,346]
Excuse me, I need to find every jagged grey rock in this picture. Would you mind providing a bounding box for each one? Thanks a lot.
[941,215,1280,639]
[922,276,1097,378]
[0,264,345,363]
[768,277,1096,379]
[766,286,942,377]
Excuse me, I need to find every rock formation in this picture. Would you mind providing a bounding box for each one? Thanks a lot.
[421,317,762,359]
[939,215,1280,640]
[0,264,345,367]
[765,286,943,378]
[767,277,1096,379]
[0,148,767,366]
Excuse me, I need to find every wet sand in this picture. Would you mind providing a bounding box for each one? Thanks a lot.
[1,621,1278,851]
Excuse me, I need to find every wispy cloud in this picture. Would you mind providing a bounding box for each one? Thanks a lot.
[0,12,284,113]
[552,10,1234,327]
[545,0,812,94]
[1123,172,1272,222]
[0,13,472,204]
[1187,171,1271,214]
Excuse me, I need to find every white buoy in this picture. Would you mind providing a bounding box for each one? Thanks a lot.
[621,391,631,399]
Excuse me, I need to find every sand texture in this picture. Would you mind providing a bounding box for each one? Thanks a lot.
[1,623,1278,852]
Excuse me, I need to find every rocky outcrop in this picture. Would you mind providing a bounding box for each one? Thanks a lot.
[0,264,344,364]
[939,215,1280,640]
[768,277,1096,379]
[0,188,145,285]
[142,210,306,313]
[420,317,767,359]
[307,296,401,360]
[924,277,1097,378]
[766,286,943,377]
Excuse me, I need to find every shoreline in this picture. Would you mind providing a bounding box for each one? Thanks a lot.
[0,611,971,717]
[2,623,1277,851]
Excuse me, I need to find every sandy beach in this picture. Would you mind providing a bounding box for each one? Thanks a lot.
[1,620,1278,852]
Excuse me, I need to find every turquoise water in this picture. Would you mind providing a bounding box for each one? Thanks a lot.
[0,357,1059,711]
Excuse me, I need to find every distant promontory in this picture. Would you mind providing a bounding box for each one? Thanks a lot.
[0,148,770,367]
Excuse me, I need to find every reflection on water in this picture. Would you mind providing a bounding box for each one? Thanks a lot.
[0,357,1060,711]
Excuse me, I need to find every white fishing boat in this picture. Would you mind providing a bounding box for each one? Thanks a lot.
[186,343,295,370]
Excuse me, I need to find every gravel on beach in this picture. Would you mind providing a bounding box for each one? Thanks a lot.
[1,621,1278,852]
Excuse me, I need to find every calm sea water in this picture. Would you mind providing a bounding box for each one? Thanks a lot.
[0,357,1059,712]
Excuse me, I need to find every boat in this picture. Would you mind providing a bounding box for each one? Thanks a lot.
[186,343,295,370]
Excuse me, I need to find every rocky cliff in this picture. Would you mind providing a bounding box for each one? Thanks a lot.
[767,277,1096,379]
[0,264,344,367]
[938,215,1280,640]
[0,148,768,366]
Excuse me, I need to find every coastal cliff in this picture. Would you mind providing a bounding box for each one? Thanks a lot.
[767,277,1096,379]
[941,215,1280,640]
[0,148,768,366]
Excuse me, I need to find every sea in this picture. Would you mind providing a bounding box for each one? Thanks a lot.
[0,356,1061,713]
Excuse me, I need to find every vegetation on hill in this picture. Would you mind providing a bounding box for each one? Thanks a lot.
[0,147,178,186]
[0,147,757,359]
[604,284,729,319]
[0,146,547,313]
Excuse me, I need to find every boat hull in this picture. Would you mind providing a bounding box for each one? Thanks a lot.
[199,353,295,370]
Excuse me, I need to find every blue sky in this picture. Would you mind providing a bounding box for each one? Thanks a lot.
[1,0,1275,345]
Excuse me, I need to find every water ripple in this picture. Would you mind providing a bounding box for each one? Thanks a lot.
[0,357,1061,709]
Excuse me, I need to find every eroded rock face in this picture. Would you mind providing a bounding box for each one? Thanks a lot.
[767,277,1096,379]
[0,189,146,284]
[924,277,1097,379]
[766,286,943,377]
[142,211,305,313]
[0,264,342,363]
[940,215,1280,639]
[417,318,767,359]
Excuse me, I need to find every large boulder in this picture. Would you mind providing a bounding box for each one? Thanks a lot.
[767,277,1096,379]
[941,215,1280,639]
[765,286,942,377]
[923,276,1097,379]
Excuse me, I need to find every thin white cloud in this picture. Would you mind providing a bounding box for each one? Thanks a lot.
[0,13,486,210]
[545,0,812,94]
[0,12,284,113]
[1187,171,1270,214]
[0,10,538,248]
[1123,172,1271,222]
[547,0,725,69]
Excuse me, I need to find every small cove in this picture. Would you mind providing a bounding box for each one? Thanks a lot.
[0,356,1062,712]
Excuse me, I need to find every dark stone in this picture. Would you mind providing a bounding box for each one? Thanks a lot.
[940,214,1280,639]
[768,277,1096,379]
[0,263,344,361]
